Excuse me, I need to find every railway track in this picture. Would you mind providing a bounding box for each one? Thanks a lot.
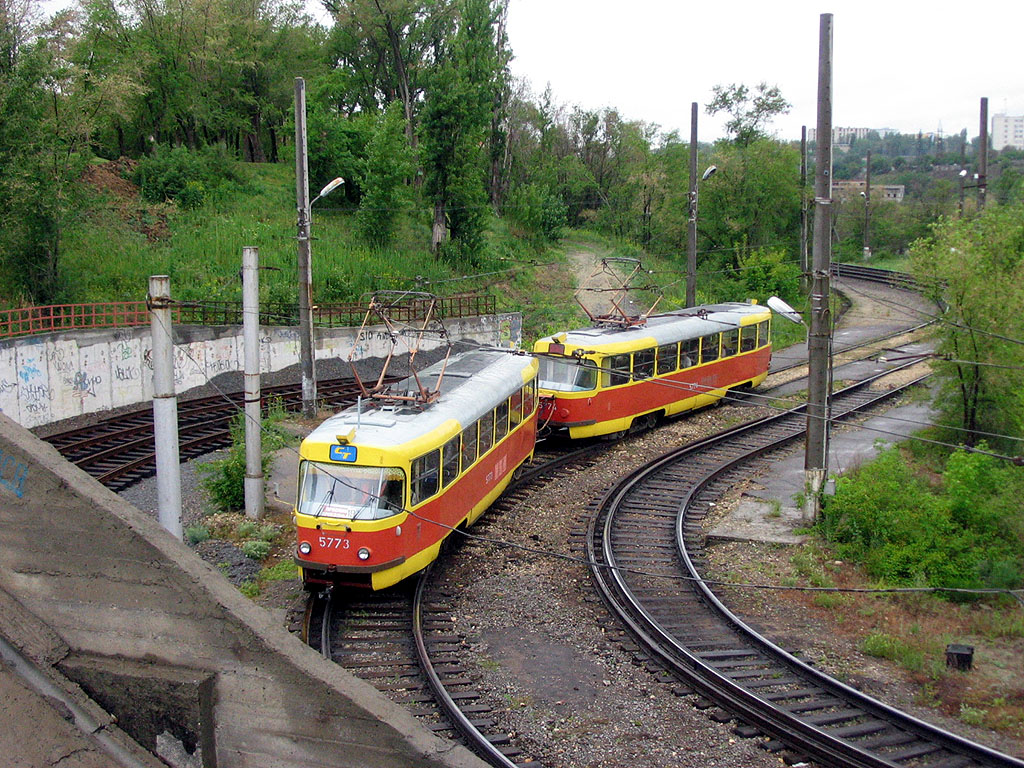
[41,377,395,491]
[302,440,612,768]
[587,365,1024,768]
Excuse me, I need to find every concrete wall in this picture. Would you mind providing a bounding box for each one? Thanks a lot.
[0,313,522,429]
[0,412,490,768]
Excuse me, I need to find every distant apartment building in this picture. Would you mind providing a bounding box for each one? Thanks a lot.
[832,180,905,202]
[992,114,1024,150]
[807,126,899,143]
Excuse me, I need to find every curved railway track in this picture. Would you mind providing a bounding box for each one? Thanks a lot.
[42,377,396,490]
[587,365,1024,768]
[302,441,611,768]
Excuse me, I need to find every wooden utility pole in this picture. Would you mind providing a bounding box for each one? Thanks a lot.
[805,13,833,524]
[800,126,809,291]
[686,101,698,307]
[295,77,317,418]
[978,97,988,210]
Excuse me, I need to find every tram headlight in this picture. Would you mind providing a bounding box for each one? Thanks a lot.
[298,541,312,555]
[357,547,371,561]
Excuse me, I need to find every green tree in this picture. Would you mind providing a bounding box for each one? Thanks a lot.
[910,202,1024,448]
[356,100,415,247]
[706,82,790,147]
[419,0,502,259]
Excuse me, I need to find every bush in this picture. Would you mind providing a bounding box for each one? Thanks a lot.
[185,524,211,544]
[505,183,567,244]
[241,540,271,560]
[199,412,289,513]
[131,146,239,206]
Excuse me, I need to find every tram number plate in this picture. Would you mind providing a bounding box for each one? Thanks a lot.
[318,534,350,550]
[330,445,358,462]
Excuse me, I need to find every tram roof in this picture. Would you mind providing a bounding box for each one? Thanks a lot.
[538,302,769,349]
[304,348,536,450]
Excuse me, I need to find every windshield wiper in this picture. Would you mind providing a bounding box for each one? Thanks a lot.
[315,483,335,518]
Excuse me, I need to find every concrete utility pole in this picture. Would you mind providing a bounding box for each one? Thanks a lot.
[295,77,317,419]
[242,247,264,520]
[805,13,833,524]
[800,126,809,291]
[686,101,699,307]
[148,275,182,539]
[978,97,988,211]
[863,149,871,259]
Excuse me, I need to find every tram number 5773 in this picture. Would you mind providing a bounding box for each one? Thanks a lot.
[318,535,350,549]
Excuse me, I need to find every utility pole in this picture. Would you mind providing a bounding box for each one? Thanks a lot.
[805,13,833,524]
[978,97,988,211]
[148,275,182,539]
[295,77,317,419]
[242,247,264,520]
[686,101,698,307]
[800,126,809,291]
[863,149,871,260]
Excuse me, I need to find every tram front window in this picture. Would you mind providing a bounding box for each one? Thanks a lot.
[538,357,597,392]
[298,462,405,520]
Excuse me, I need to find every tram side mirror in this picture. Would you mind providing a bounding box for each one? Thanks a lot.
[767,296,804,325]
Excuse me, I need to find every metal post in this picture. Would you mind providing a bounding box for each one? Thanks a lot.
[978,97,988,210]
[148,275,182,539]
[242,247,264,520]
[805,13,833,524]
[295,77,317,418]
[800,125,809,291]
[863,149,871,259]
[686,101,698,307]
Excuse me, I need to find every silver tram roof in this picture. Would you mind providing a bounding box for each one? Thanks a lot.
[304,348,535,450]
[538,302,769,350]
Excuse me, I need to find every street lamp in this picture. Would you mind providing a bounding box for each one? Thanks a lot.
[686,165,718,305]
[296,175,344,418]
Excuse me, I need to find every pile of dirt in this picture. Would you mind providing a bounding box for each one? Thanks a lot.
[81,157,171,241]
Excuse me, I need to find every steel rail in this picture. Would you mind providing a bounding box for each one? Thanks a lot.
[589,365,1024,768]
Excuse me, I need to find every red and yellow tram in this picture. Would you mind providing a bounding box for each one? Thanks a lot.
[533,302,772,439]
[294,349,538,590]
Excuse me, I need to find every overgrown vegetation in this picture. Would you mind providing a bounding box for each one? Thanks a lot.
[821,445,1024,594]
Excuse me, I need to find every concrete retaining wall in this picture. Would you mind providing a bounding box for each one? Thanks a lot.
[0,313,521,428]
[0,412,490,767]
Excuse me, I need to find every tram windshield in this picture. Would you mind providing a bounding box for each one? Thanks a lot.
[297,462,405,520]
[538,356,597,392]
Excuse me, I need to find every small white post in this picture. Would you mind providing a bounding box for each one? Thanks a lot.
[242,247,264,520]
[148,275,182,538]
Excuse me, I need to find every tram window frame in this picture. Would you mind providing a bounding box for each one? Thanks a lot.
[721,329,739,357]
[759,320,770,347]
[681,339,699,368]
[601,354,632,388]
[522,379,536,415]
[634,348,655,379]
[740,325,757,353]
[656,343,678,376]
[411,449,441,506]
[701,334,721,363]
[441,434,461,488]
[494,399,509,441]
[510,388,524,426]
[479,410,494,454]
[460,424,478,469]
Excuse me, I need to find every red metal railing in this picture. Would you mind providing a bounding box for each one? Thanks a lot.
[0,294,497,340]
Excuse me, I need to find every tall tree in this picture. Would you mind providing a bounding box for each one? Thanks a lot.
[706,82,790,147]
[419,0,501,258]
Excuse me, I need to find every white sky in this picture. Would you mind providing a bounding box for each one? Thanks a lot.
[504,0,1024,143]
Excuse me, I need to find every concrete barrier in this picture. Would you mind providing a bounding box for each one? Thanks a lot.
[0,313,521,429]
[0,412,490,767]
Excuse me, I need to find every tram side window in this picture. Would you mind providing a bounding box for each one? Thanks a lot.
[441,435,461,488]
[740,326,756,353]
[634,348,655,379]
[523,379,536,415]
[461,424,478,469]
[411,449,441,505]
[759,320,770,347]
[656,343,678,376]
[681,339,699,368]
[701,334,720,363]
[721,329,739,357]
[510,388,524,426]
[494,400,509,441]
[601,354,632,388]
[479,410,494,454]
